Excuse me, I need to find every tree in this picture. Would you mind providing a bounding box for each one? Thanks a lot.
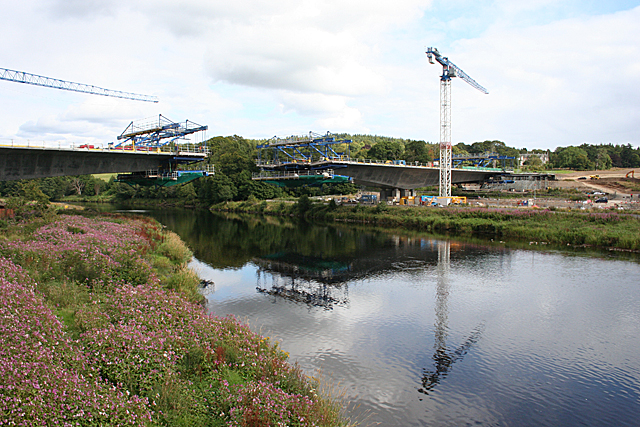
[523,155,543,171]
[177,183,197,203]
[595,148,612,170]
[367,140,403,161]
[70,177,86,195]
[552,146,593,170]
[404,140,432,163]
[296,194,313,215]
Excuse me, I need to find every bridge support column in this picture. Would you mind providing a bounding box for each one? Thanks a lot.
[380,189,389,203]
[400,189,417,198]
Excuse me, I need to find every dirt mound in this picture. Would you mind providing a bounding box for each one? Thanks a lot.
[553,169,640,197]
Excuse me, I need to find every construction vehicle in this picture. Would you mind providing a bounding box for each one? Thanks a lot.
[418,195,466,206]
[626,170,635,179]
[590,175,600,180]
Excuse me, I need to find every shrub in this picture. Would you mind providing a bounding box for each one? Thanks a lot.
[158,231,193,265]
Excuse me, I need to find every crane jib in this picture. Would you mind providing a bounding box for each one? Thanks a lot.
[0,67,158,103]
[426,48,488,94]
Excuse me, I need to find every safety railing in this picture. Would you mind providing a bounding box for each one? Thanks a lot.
[0,140,210,156]
[252,169,336,179]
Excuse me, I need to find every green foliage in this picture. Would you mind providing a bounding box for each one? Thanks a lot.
[215,202,640,252]
[522,155,544,171]
[367,140,403,161]
[404,140,433,163]
[0,214,350,426]
[550,143,640,170]
[296,194,313,216]
[177,182,197,203]
[158,233,193,265]
[552,146,592,170]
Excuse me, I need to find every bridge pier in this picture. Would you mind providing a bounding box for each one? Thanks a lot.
[379,189,388,203]
[379,188,417,203]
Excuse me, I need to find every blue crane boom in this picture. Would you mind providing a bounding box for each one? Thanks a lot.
[426,48,488,94]
[0,67,158,103]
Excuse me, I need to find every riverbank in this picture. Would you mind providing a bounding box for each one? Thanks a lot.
[0,211,349,426]
[213,199,640,252]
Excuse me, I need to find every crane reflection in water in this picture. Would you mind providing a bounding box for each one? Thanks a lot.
[252,236,484,396]
[419,240,485,396]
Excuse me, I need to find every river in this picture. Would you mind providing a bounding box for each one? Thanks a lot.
[92,205,640,426]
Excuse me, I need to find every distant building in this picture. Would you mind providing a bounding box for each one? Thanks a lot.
[519,152,549,166]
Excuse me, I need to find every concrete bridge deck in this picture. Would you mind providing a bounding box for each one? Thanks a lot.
[0,145,206,181]
[258,159,505,190]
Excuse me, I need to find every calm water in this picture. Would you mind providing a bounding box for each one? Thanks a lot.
[95,206,640,426]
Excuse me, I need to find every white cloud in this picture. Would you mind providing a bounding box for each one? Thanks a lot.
[447,5,640,148]
[1,0,639,150]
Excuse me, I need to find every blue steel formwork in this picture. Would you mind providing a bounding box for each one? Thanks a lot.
[434,152,516,170]
[114,115,211,187]
[256,132,353,169]
[115,114,208,149]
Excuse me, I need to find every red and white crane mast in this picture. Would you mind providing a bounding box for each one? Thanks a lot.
[426,47,488,198]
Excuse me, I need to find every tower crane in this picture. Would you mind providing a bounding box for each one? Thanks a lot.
[0,67,158,103]
[426,47,487,198]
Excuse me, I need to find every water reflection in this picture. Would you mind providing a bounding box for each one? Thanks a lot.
[254,253,350,309]
[406,240,486,396]
[253,237,487,395]
[250,234,448,309]
[96,207,640,427]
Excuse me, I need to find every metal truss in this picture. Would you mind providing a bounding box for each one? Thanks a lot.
[116,114,208,148]
[257,132,352,166]
[0,67,158,103]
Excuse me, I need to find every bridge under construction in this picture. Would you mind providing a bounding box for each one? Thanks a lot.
[0,115,212,186]
[253,131,554,199]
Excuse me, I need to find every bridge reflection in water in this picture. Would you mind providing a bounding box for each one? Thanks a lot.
[254,253,352,309]
[253,237,484,394]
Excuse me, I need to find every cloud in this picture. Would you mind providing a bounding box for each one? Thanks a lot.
[448,5,640,148]
[278,92,365,131]
[47,0,119,19]
[3,0,640,150]
[15,96,154,144]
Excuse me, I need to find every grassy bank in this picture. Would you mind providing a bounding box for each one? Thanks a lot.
[0,212,348,426]
[213,199,640,252]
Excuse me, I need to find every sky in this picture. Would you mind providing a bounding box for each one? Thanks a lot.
[0,0,639,151]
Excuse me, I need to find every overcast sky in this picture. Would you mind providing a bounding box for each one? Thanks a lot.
[1,0,639,151]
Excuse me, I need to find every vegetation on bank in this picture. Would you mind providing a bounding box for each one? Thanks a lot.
[213,198,640,252]
[0,209,349,426]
